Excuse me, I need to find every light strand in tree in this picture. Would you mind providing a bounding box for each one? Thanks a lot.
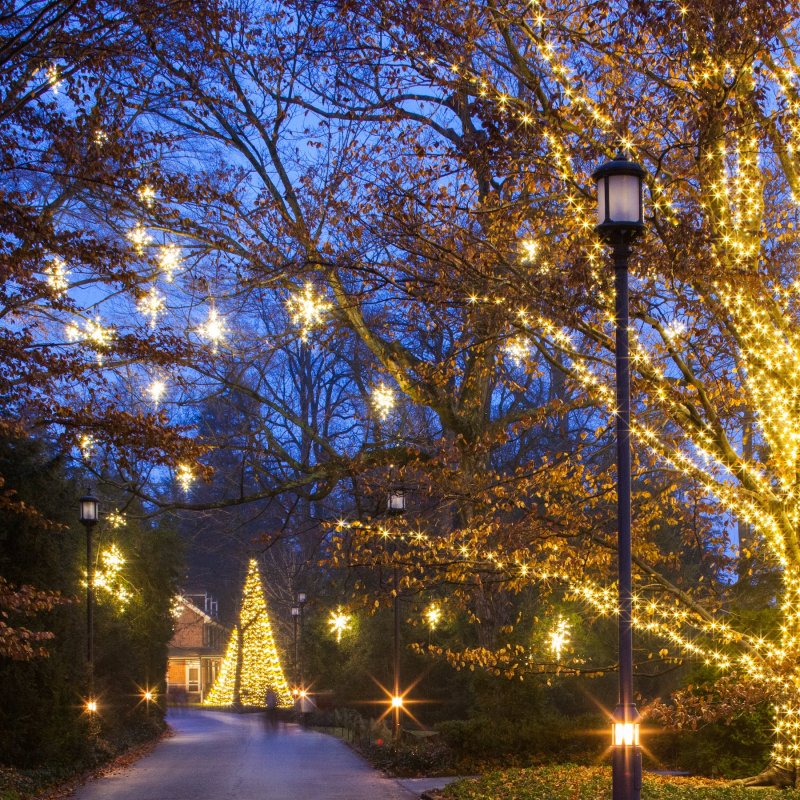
[203,559,292,708]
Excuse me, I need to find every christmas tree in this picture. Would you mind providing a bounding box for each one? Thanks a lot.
[203,559,291,708]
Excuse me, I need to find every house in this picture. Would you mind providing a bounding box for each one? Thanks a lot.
[166,593,228,703]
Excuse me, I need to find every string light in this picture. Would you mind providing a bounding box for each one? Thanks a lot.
[503,336,531,367]
[204,559,292,707]
[65,316,115,351]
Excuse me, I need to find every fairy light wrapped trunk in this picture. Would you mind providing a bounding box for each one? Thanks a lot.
[203,559,292,708]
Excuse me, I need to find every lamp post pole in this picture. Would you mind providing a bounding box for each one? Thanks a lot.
[291,605,300,686]
[78,491,99,686]
[393,565,401,740]
[592,152,645,800]
[388,488,406,741]
[296,592,306,687]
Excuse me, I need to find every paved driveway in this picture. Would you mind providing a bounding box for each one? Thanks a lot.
[70,708,417,800]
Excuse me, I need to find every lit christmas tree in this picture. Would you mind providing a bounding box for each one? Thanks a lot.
[203,559,292,708]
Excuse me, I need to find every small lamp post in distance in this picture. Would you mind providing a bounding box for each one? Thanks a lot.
[78,490,99,673]
[591,151,645,800]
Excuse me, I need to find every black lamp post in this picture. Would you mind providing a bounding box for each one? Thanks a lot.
[388,489,406,740]
[592,152,645,800]
[291,604,300,685]
[78,490,99,679]
[295,592,306,687]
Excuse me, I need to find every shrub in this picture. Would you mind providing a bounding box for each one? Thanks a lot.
[363,737,455,777]
[437,713,605,767]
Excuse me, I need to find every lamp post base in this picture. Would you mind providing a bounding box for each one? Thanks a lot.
[611,743,642,800]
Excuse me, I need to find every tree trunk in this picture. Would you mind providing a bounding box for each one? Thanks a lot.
[233,623,243,708]
[735,575,800,787]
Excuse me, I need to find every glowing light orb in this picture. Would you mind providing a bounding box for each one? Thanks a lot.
[197,307,226,351]
[372,383,396,420]
[176,463,194,493]
[548,617,571,661]
[425,604,442,629]
[148,378,166,406]
[520,238,539,262]
[328,608,352,643]
[158,244,181,281]
[138,185,156,206]
[45,257,69,294]
[137,287,165,328]
[127,223,153,254]
[287,282,331,341]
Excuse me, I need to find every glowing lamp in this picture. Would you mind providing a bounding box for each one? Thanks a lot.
[592,153,644,236]
[388,490,407,513]
[79,491,99,526]
[612,721,640,747]
[391,695,403,709]
[296,592,307,604]
[291,605,300,617]
[299,690,308,699]
[143,690,154,702]
[85,699,98,714]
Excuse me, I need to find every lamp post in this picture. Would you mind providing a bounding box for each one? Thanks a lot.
[295,592,306,687]
[592,152,645,800]
[291,604,300,685]
[78,490,99,681]
[388,489,406,740]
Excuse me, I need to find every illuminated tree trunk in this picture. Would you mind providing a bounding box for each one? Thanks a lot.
[740,575,800,787]
[233,623,244,708]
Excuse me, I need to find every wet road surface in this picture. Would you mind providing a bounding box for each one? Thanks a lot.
[70,708,417,800]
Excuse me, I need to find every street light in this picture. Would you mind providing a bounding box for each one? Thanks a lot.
[295,592,307,687]
[387,489,406,513]
[386,488,407,740]
[78,490,99,677]
[291,605,301,686]
[592,151,645,800]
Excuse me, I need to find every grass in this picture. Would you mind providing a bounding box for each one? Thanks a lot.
[442,764,800,799]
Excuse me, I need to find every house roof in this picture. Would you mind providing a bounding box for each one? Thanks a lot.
[176,596,228,630]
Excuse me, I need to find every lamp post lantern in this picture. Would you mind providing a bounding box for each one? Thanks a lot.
[592,151,645,800]
[78,490,99,676]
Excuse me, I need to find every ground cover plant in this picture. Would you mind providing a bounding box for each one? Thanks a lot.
[442,765,800,800]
